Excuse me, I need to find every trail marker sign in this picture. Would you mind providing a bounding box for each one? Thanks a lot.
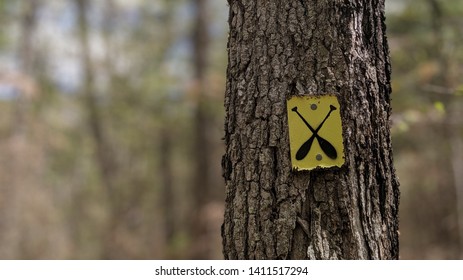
[287,95,345,171]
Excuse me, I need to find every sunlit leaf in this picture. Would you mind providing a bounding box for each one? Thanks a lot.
[433,101,445,114]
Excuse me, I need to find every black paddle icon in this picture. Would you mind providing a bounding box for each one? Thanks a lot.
[292,105,338,160]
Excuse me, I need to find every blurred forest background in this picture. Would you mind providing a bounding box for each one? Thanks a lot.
[0,0,461,259]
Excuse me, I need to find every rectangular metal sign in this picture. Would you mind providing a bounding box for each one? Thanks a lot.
[287,95,345,170]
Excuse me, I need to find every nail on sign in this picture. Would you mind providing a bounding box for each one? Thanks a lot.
[287,95,345,170]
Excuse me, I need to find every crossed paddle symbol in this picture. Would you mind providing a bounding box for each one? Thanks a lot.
[291,105,338,161]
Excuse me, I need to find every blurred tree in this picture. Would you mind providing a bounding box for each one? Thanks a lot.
[387,0,463,259]
[150,0,178,256]
[0,0,39,258]
[190,0,215,259]
[222,0,399,259]
[427,0,463,258]
[2,0,41,258]
[0,0,67,259]
[75,0,121,259]
[0,0,227,260]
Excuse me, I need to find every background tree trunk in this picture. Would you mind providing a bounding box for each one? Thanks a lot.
[160,128,175,251]
[1,0,39,259]
[75,0,120,259]
[190,0,214,259]
[222,0,400,259]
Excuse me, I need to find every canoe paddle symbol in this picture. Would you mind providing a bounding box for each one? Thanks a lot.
[291,105,338,161]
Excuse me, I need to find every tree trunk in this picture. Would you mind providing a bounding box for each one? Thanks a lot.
[160,128,175,251]
[190,0,213,259]
[76,0,117,199]
[222,0,400,259]
[0,0,39,259]
[75,0,120,259]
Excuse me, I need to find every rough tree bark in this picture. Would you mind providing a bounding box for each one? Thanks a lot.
[222,0,400,259]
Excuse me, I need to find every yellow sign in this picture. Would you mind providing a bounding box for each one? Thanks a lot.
[287,95,344,170]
